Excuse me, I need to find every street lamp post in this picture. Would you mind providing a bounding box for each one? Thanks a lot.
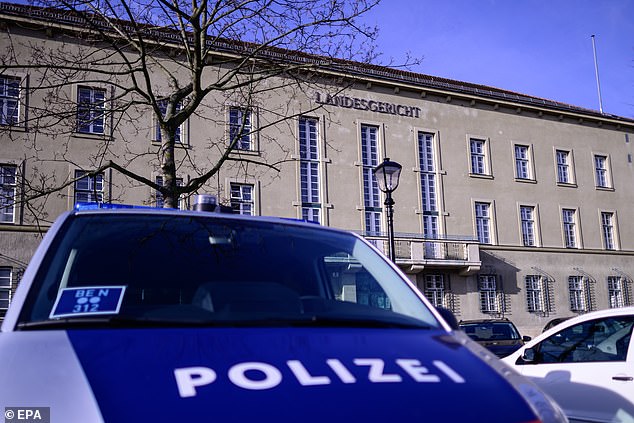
[373,158,402,262]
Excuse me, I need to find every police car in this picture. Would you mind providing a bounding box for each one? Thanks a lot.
[0,202,567,422]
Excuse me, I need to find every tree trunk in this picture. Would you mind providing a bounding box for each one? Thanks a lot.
[160,127,179,209]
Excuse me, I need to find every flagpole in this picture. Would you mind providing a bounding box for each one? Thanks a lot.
[591,35,604,114]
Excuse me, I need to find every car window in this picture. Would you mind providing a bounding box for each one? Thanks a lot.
[460,322,520,341]
[542,317,572,333]
[536,316,634,363]
[18,214,439,329]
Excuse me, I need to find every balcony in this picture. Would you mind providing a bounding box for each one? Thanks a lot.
[360,232,481,275]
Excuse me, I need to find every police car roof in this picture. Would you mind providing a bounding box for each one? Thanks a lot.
[70,204,348,235]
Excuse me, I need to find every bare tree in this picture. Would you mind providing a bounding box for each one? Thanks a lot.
[0,0,381,214]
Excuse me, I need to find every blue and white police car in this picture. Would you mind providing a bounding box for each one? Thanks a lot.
[0,203,567,422]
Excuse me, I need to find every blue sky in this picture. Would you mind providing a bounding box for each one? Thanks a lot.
[360,0,634,118]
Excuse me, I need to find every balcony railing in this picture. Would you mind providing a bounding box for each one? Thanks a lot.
[360,232,481,275]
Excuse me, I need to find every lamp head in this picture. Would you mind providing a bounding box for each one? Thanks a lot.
[373,158,402,193]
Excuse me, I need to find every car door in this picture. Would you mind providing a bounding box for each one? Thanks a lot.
[512,315,634,422]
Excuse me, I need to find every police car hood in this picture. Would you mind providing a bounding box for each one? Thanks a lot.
[0,328,539,423]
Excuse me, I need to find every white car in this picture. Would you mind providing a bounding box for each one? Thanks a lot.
[502,307,634,423]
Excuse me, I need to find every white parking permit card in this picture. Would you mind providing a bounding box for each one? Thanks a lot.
[50,286,126,318]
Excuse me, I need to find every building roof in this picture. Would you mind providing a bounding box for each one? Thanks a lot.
[1,1,632,126]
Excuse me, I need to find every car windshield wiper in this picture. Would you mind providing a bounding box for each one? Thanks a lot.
[16,316,225,330]
[186,314,435,329]
[283,315,434,329]
[16,315,435,330]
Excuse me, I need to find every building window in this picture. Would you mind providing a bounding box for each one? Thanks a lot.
[229,107,253,151]
[594,155,610,188]
[525,275,544,312]
[361,124,381,234]
[74,170,104,204]
[418,132,438,238]
[608,276,625,308]
[478,275,499,313]
[469,138,488,175]
[424,274,445,308]
[568,276,587,312]
[556,150,571,184]
[0,164,17,223]
[0,267,11,310]
[514,145,531,180]
[299,117,321,224]
[562,208,578,248]
[520,205,536,247]
[155,176,183,209]
[601,212,616,250]
[475,202,491,244]
[77,86,106,134]
[0,75,20,126]
[156,100,183,144]
[230,183,254,215]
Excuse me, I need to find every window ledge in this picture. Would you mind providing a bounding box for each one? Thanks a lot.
[469,173,494,180]
[229,149,261,156]
[72,132,112,142]
[556,182,578,188]
[151,140,191,149]
[595,186,615,192]
[0,124,27,133]
[514,178,537,184]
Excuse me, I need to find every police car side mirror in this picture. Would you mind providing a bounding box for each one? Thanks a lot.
[436,307,459,330]
[522,335,532,342]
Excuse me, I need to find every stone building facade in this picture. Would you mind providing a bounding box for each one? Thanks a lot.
[1,3,634,336]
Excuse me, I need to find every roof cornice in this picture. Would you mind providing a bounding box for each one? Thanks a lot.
[1,1,633,128]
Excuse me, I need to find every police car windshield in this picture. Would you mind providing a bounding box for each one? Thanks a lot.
[18,213,439,329]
